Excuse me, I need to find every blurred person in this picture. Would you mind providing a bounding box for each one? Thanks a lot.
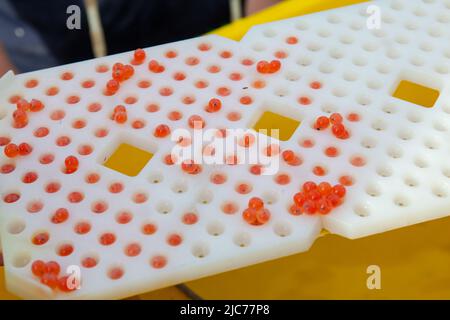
[0,0,281,76]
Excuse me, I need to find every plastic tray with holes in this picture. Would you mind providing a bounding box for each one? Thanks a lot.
[1,0,450,299]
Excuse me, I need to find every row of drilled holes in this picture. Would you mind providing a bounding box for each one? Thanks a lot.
[366,181,450,199]
[260,11,450,45]
[362,126,445,150]
[33,48,252,85]
[256,19,450,75]
[370,120,447,148]
[205,220,293,243]
[355,188,448,217]
[295,51,450,77]
[291,13,450,35]
[354,163,450,217]
[154,190,279,214]
[11,81,256,107]
[7,219,294,272]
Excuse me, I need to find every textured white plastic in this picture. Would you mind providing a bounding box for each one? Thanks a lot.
[0,0,449,299]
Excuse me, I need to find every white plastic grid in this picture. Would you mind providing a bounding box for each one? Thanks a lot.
[0,0,448,299]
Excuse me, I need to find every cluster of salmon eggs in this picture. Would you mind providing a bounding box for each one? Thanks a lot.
[31,260,75,292]
[281,149,302,166]
[105,62,135,95]
[4,98,45,157]
[314,113,350,139]
[13,98,44,128]
[290,181,346,215]
[242,197,271,226]
[112,105,128,124]
[3,142,32,158]
[256,59,281,74]
[148,59,165,73]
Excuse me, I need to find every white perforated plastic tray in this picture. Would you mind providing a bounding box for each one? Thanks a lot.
[0,0,450,299]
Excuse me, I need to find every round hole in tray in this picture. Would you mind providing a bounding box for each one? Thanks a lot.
[387,145,403,159]
[442,167,450,179]
[367,79,382,90]
[332,86,348,97]
[435,64,450,75]
[414,156,429,168]
[171,180,188,194]
[386,48,401,60]
[424,137,440,150]
[307,42,322,52]
[252,42,266,52]
[285,71,300,81]
[361,137,377,149]
[263,28,276,37]
[233,232,251,247]
[376,165,393,177]
[394,195,410,207]
[321,103,337,114]
[327,14,341,24]
[432,184,449,198]
[319,62,334,74]
[340,34,354,45]
[404,176,419,188]
[192,242,210,258]
[382,104,396,114]
[357,95,372,106]
[295,20,308,30]
[262,191,279,205]
[297,56,312,67]
[350,20,363,30]
[432,120,448,132]
[273,221,292,237]
[197,189,214,204]
[343,71,357,81]
[329,47,344,59]
[366,184,381,197]
[7,218,26,235]
[354,204,370,217]
[371,119,387,131]
[156,201,173,214]
[317,28,331,37]
[12,252,31,268]
[149,172,164,184]
[207,221,225,236]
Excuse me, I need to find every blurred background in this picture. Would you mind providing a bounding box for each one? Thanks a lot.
[0,0,281,77]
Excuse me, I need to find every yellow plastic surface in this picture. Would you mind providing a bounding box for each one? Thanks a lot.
[253,111,300,141]
[0,268,20,300]
[393,80,440,108]
[103,143,153,177]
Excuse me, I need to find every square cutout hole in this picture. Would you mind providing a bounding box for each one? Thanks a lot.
[253,111,300,141]
[103,143,153,177]
[392,80,440,108]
